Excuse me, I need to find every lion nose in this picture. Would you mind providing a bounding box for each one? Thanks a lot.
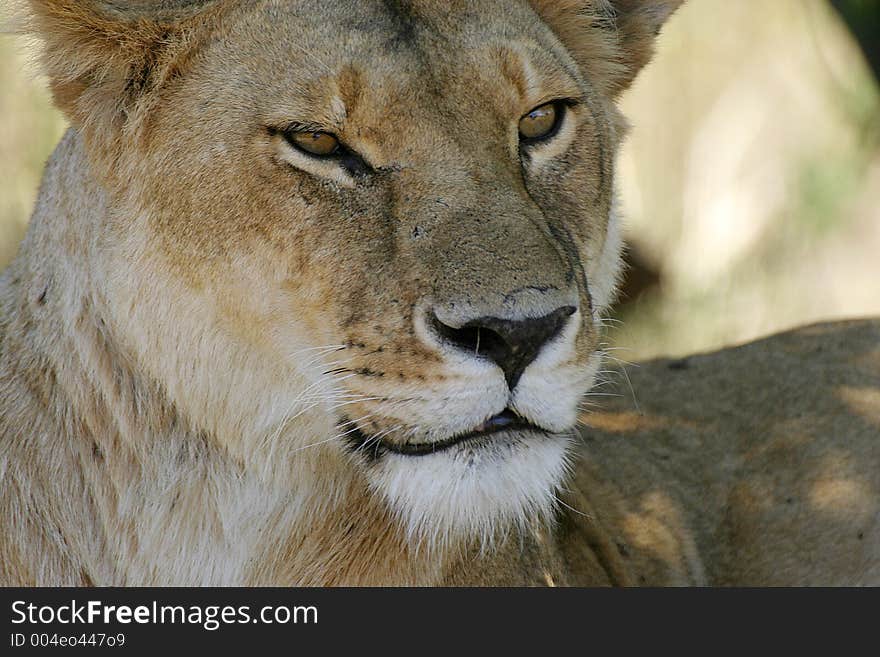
[430,305,577,390]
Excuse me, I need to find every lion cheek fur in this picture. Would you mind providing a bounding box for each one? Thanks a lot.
[91,203,621,559]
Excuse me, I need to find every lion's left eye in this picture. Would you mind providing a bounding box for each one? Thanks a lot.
[519,102,565,144]
[287,130,341,157]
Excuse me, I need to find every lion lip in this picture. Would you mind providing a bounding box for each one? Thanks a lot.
[345,409,549,458]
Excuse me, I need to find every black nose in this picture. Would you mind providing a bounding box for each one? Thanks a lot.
[431,306,577,390]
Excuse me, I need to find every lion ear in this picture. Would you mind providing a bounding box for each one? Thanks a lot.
[24,1,224,133]
[529,0,683,97]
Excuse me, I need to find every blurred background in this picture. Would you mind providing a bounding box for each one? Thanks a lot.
[1,0,878,361]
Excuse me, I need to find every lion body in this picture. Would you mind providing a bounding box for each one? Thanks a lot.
[1,0,877,585]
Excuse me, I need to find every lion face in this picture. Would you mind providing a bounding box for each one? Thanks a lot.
[31,0,679,544]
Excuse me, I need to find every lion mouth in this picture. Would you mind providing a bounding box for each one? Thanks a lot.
[343,409,550,458]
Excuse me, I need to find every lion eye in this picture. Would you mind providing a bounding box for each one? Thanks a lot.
[519,102,563,143]
[288,131,341,157]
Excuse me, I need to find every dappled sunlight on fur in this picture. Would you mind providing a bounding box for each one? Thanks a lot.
[575,320,880,585]
[836,385,880,428]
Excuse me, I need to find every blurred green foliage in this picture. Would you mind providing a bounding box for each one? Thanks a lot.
[832,0,880,79]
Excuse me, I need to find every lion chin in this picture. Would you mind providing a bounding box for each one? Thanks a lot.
[371,431,574,549]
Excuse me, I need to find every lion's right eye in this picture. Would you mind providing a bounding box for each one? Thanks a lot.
[519,102,564,144]
[287,130,341,157]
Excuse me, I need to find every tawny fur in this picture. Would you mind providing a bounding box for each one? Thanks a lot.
[2,0,876,586]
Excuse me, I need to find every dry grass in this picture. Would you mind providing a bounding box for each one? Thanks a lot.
[0,33,67,267]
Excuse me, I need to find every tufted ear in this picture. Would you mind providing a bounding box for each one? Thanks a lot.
[22,1,226,134]
[529,0,683,97]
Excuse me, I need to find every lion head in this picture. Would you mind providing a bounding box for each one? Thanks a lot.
[25,0,681,546]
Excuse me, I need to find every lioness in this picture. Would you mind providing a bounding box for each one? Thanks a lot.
[1,0,877,586]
